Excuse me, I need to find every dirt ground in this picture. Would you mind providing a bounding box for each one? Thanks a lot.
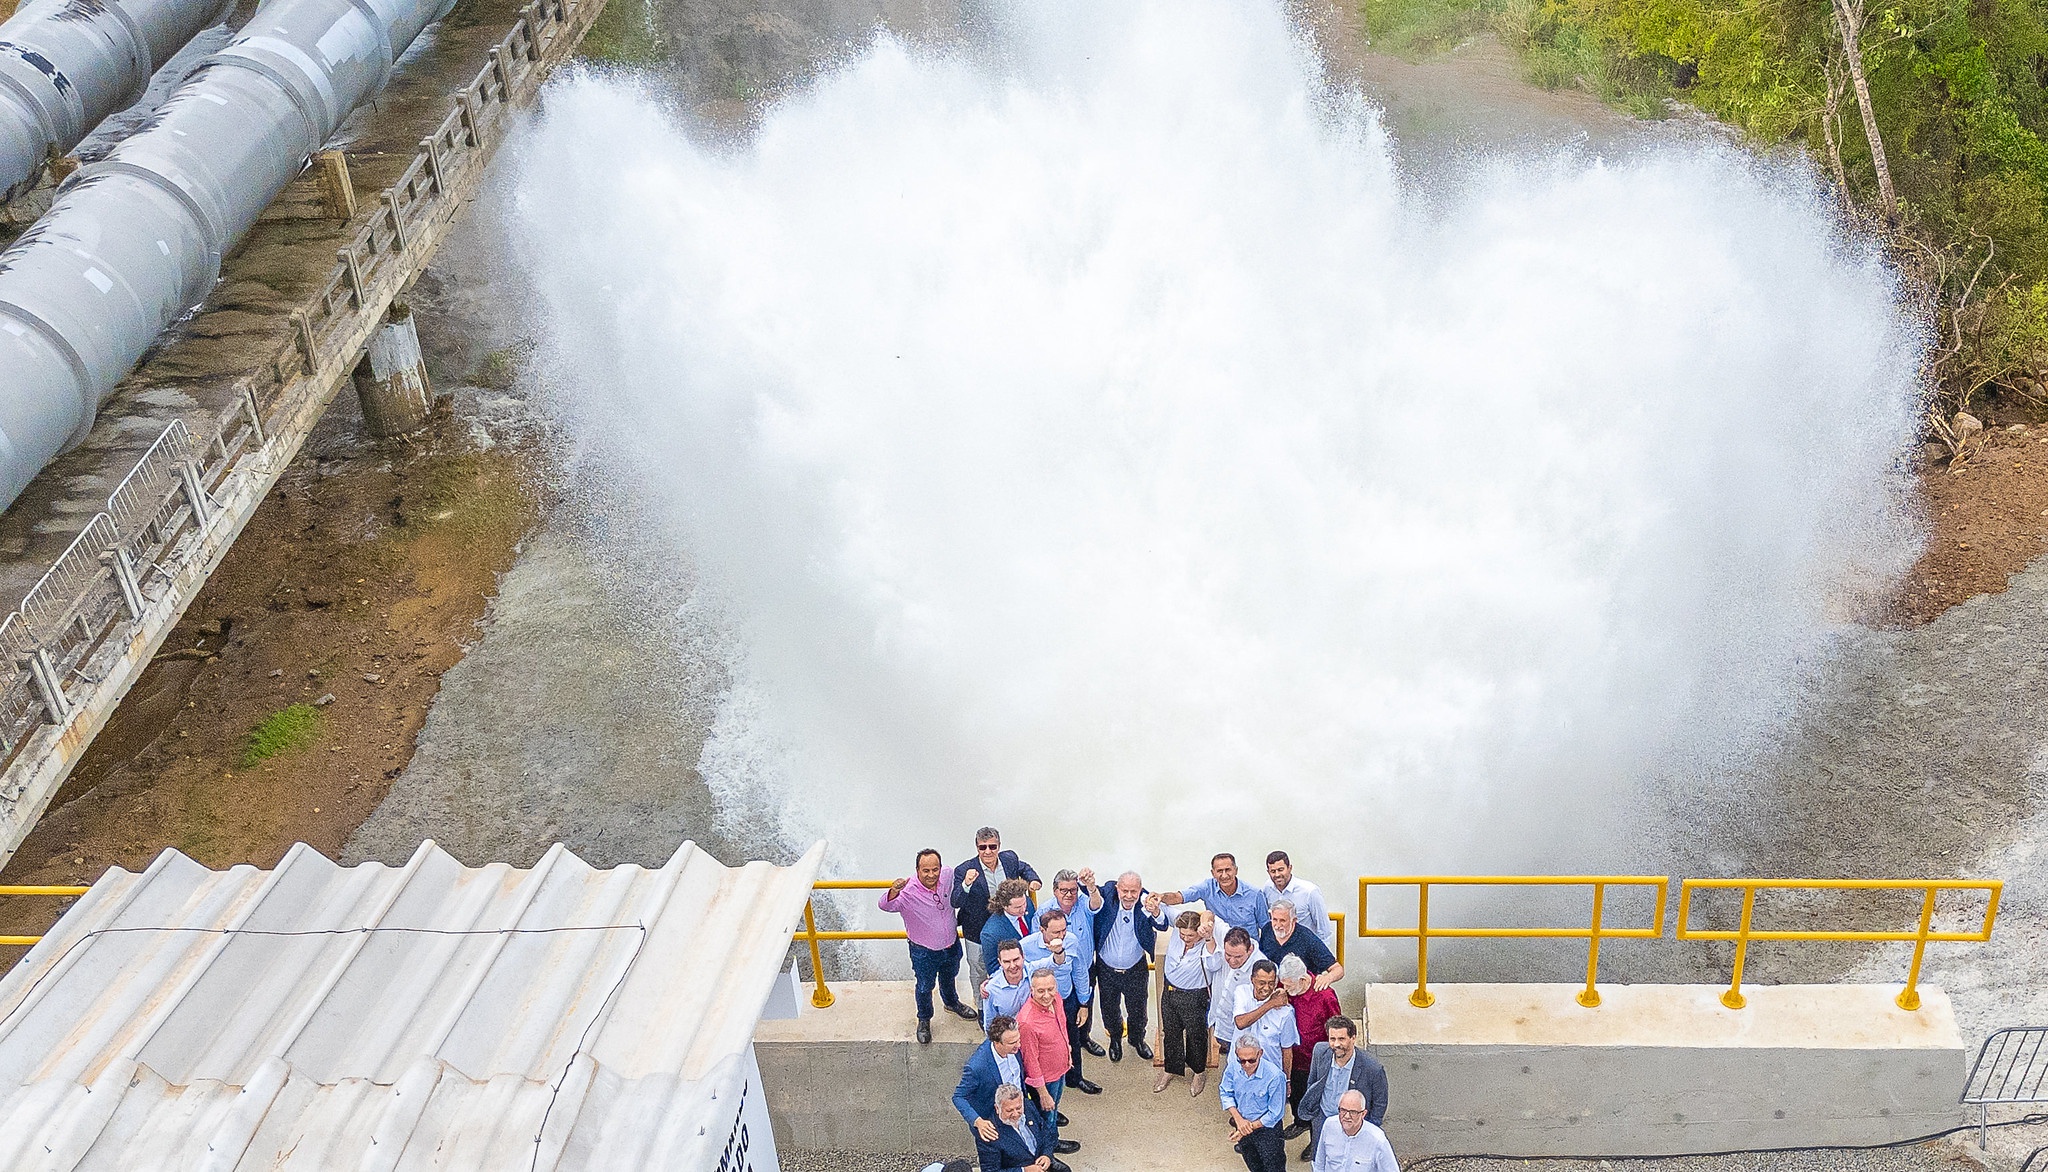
[0,392,542,961]
[1890,400,2048,627]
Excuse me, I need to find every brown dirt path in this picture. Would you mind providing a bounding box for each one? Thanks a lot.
[0,398,540,961]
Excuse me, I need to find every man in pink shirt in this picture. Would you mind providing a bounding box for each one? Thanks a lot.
[882,849,981,1044]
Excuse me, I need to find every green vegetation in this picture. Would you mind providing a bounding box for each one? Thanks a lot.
[242,704,322,768]
[1362,0,2048,428]
[578,0,665,67]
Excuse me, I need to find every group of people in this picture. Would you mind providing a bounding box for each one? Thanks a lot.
[878,828,1398,1172]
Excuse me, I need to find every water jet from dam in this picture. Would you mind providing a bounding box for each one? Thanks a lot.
[507,0,1924,893]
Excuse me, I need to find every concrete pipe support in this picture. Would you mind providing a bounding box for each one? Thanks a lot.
[0,0,235,201]
[353,302,432,437]
[0,0,457,509]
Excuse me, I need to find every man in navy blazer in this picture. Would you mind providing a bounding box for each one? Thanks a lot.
[954,1016,1025,1141]
[1091,870,1163,1062]
[953,827,1042,997]
[977,1084,1068,1172]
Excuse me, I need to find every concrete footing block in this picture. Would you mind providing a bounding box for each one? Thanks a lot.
[1366,983,1967,1157]
[353,303,433,438]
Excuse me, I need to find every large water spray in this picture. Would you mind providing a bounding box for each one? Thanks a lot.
[508,0,1923,897]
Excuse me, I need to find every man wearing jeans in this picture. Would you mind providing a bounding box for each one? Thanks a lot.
[881,849,979,1044]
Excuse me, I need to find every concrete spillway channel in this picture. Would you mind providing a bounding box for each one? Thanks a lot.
[0,0,611,867]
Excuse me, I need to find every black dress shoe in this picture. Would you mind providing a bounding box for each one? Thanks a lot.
[1108,1039,1123,1062]
[1054,1139,1080,1154]
[1299,1142,1317,1162]
[1282,1120,1308,1139]
[1056,1112,1070,1128]
[1132,1039,1155,1061]
[1049,1160,1073,1172]
[1080,1038,1106,1057]
[915,1019,931,1045]
[1066,1076,1102,1095]
[945,1002,979,1020]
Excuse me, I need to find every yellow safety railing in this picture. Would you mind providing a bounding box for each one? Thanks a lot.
[1359,875,1668,1009]
[1676,877,2001,1011]
[798,879,1345,1010]
[0,885,89,946]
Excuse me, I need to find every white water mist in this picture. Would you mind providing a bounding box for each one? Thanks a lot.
[508,0,1922,903]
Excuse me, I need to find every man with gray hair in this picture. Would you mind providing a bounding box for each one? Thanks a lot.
[1263,850,1336,952]
[953,828,1042,1002]
[1091,870,1163,1062]
[976,1083,1067,1172]
[1312,1089,1398,1171]
[1221,1034,1289,1171]
[1259,898,1342,986]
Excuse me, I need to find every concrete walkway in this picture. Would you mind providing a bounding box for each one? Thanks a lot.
[1057,1041,1272,1171]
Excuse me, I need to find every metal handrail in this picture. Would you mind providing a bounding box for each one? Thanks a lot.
[1963,1025,2048,1147]
[1358,875,1669,1009]
[0,884,90,946]
[0,0,596,821]
[798,878,1347,1011]
[1676,877,2000,1011]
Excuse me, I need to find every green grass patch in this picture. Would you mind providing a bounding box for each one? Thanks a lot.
[242,704,321,768]
[1363,0,1500,58]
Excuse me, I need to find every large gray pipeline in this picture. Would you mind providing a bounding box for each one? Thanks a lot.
[0,0,235,201]
[0,0,456,508]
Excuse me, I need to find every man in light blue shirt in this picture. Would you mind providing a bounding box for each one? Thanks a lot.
[1047,868,1105,1060]
[1021,902,1101,1095]
[1160,852,1271,935]
[1220,1035,1290,1171]
[981,939,1041,1028]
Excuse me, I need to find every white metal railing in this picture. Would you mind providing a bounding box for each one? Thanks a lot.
[0,0,594,803]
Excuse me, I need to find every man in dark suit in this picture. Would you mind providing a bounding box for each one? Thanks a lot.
[955,1015,1079,1156]
[1091,870,1162,1062]
[1298,1016,1389,1162]
[976,1084,1069,1172]
[953,827,1042,1000]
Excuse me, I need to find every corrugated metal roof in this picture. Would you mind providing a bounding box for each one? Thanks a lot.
[0,837,822,1169]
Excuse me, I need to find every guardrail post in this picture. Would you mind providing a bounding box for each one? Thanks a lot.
[26,649,70,723]
[339,245,366,307]
[242,387,266,448]
[178,461,214,528]
[1722,887,1757,1010]
[107,547,145,620]
[803,899,834,1008]
[1578,882,1606,1008]
[1897,886,1938,1011]
[1410,883,1434,1008]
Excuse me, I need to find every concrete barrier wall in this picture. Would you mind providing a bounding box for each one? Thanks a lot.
[1367,982,1967,1157]
[755,980,1968,1160]
[754,981,984,1152]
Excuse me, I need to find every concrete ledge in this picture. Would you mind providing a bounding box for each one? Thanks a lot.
[1365,983,1966,1156]
[754,980,987,1153]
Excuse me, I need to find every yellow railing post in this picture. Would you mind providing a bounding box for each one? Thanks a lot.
[1676,877,1998,1014]
[1721,887,1756,1009]
[1410,883,1434,1008]
[803,899,834,1009]
[1331,911,1345,968]
[1898,887,1938,1012]
[1578,882,1606,1008]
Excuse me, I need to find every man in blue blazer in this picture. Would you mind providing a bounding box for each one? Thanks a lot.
[1091,870,1163,1062]
[953,827,1042,996]
[956,1015,1080,1156]
[976,1084,1069,1172]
